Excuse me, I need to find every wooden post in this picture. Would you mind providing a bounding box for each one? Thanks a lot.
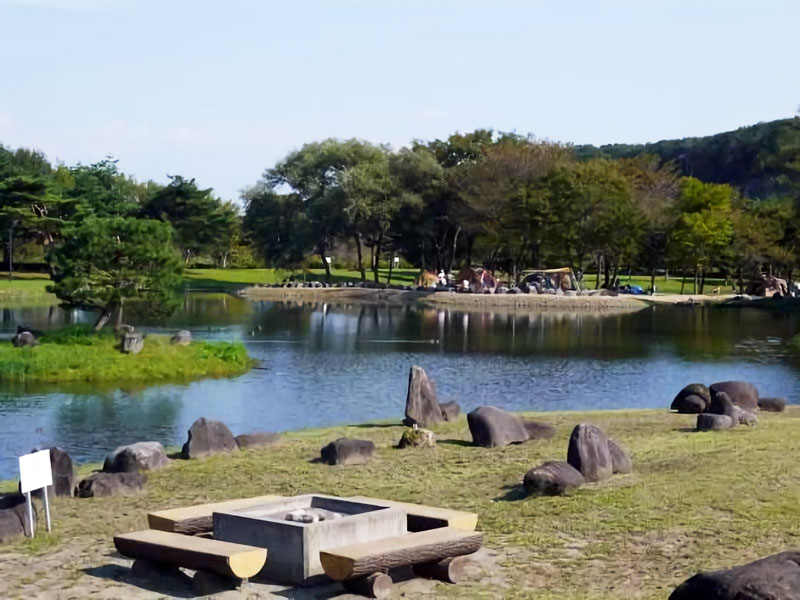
[413,555,470,584]
[342,572,392,599]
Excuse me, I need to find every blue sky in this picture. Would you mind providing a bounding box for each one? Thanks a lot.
[1,0,798,202]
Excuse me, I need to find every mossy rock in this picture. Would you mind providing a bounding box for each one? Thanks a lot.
[398,427,436,449]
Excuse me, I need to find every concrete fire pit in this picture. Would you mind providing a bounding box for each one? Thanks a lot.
[213,494,406,584]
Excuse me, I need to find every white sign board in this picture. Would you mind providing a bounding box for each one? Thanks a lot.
[19,449,52,494]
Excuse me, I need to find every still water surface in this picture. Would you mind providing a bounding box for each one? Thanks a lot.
[0,293,798,479]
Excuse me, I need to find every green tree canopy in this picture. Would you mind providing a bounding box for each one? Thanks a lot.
[48,217,182,330]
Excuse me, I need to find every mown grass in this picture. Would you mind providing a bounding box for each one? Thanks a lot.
[2,408,799,598]
[580,274,732,295]
[0,325,253,383]
[0,272,52,300]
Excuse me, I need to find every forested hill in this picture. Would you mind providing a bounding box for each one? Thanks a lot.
[574,117,800,198]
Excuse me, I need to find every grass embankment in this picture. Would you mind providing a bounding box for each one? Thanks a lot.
[2,408,799,598]
[0,325,252,383]
[182,267,419,289]
[0,272,52,300]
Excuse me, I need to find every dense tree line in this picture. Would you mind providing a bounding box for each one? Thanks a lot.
[3,114,800,324]
[243,123,800,292]
[0,148,239,327]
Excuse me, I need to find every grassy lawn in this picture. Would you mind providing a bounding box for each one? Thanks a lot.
[0,325,252,383]
[2,408,798,598]
[0,272,52,300]
[580,274,734,295]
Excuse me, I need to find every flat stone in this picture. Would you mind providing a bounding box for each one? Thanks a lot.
[320,438,375,465]
[758,397,787,412]
[76,472,147,497]
[696,413,734,431]
[439,401,461,422]
[467,406,529,447]
[523,461,585,497]
[235,432,280,450]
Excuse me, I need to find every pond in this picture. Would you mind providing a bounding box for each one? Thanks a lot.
[0,292,798,479]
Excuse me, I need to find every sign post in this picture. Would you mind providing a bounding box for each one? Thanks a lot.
[19,449,53,536]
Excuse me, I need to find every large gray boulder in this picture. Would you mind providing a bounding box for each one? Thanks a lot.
[608,439,633,474]
[671,384,711,413]
[567,424,613,482]
[670,551,800,599]
[181,418,238,459]
[696,413,734,431]
[0,494,35,542]
[709,381,759,412]
[76,472,147,498]
[320,438,375,466]
[403,366,443,427]
[467,406,530,447]
[523,461,585,497]
[103,441,169,473]
[758,397,787,412]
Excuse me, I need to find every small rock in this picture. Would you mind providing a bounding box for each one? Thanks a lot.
[235,432,280,450]
[708,391,738,422]
[170,330,192,346]
[696,413,734,431]
[608,439,632,474]
[121,332,144,354]
[567,424,613,482]
[11,331,37,347]
[736,409,758,427]
[181,417,238,459]
[758,397,787,412]
[439,401,461,422]
[103,441,169,473]
[320,438,375,465]
[398,427,436,449]
[523,461,585,497]
[76,472,147,497]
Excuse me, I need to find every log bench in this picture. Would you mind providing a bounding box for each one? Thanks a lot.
[147,495,282,535]
[114,529,267,580]
[319,526,482,583]
[347,496,478,532]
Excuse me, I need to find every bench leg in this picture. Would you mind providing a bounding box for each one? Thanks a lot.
[192,569,244,595]
[130,558,192,587]
[413,555,470,584]
[342,572,393,599]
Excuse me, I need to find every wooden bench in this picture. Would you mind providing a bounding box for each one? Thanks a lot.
[319,527,482,582]
[348,496,478,532]
[114,529,267,580]
[147,495,282,535]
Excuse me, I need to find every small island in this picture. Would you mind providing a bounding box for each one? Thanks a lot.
[0,325,252,384]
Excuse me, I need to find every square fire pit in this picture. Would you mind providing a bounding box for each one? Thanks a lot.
[212,494,406,584]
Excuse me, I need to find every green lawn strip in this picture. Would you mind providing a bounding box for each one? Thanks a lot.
[580,274,732,295]
[1,408,798,598]
[182,267,420,289]
[0,325,252,383]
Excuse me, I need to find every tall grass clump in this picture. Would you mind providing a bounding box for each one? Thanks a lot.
[0,326,253,384]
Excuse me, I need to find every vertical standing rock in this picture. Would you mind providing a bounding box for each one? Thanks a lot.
[567,424,613,482]
[403,366,444,427]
